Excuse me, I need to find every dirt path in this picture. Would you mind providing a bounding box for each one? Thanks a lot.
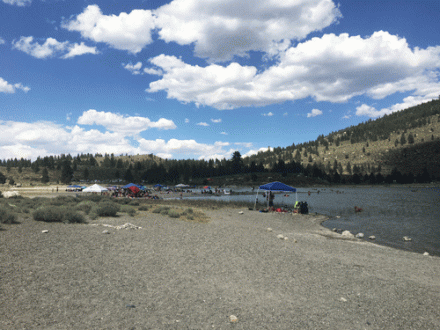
[1,209,439,329]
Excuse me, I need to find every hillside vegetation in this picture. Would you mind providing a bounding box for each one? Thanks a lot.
[1,99,439,187]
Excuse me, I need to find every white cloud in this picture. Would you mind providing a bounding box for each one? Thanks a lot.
[283,112,288,116]
[2,0,31,6]
[196,122,209,126]
[77,110,176,135]
[211,118,222,123]
[235,142,253,148]
[243,146,272,158]
[0,119,238,161]
[123,62,143,75]
[184,118,190,123]
[220,132,228,135]
[146,31,440,110]
[62,42,98,59]
[62,5,155,54]
[12,36,97,59]
[307,109,323,117]
[0,77,30,94]
[154,0,341,62]
[0,37,5,45]
[262,112,273,116]
[66,112,72,121]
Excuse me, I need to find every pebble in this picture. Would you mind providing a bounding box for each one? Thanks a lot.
[423,252,430,256]
[277,234,284,239]
[238,211,244,214]
[402,236,412,241]
[102,230,110,234]
[229,315,238,323]
[266,227,273,232]
[126,304,136,308]
[41,230,49,233]
[339,297,347,302]
[341,230,354,238]
[369,235,376,240]
[283,236,288,241]
[355,233,364,238]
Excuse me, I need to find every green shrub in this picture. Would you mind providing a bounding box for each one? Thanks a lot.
[138,205,149,211]
[0,208,18,224]
[116,198,131,205]
[95,202,120,217]
[160,209,169,215]
[120,205,136,216]
[152,206,170,214]
[33,206,64,222]
[63,208,86,223]
[129,200,139,206]
[182,208,193,215]
[186,215,194,220]
[168,209,181,218]
[75,200,97,215]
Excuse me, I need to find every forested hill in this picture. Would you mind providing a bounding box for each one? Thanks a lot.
[243,98,440,178]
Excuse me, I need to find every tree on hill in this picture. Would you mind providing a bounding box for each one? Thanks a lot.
[41,167,50,183]
[400,133,406,145]
[231,151,243,174]
[408,133,415,144]
[60,160,73,184]
[0,171,6,184]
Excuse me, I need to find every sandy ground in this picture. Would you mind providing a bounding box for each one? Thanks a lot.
[1,208,439,329]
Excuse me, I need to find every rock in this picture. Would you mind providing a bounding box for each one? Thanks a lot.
[3,191,20,198]
[41,230,49,233]
[238,211,244,214]
[266,227,273,232]
[368,235,376,240]
[332,228,337,232]
[126,304,136,308]
[229,315,238,323]
[102,230,110,234]
[293,239,298,243]
[283,236,288,241]
[339,297,347,302]
[355,233,364,238]
[403,236,412,242]
[276,234,284,239]
[341,230,354,238]
[423,252,430,256]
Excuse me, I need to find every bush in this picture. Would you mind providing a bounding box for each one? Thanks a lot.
[75,200,97,215]
[120,205,136,217]
[138,205,149,211]
[129,200,139,206]
[152,206,170,214]
[0,209,18,224]
[64,208,86,223]
[95,202,120,217]
[168,209,180,218]
[33,206,64,222]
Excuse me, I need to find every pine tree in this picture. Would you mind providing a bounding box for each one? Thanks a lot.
[60,160,73,184]
[408,133,414,144]
[41,167,50,183]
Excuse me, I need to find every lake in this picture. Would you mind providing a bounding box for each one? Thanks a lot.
[186,186,440,257]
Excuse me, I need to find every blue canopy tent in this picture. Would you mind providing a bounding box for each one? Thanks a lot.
[255,181,297,210]
[122,183,142,189]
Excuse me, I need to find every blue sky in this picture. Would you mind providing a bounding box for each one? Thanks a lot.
[1,0,439,161]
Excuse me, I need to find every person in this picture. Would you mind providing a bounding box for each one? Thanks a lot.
[268,191,275,211]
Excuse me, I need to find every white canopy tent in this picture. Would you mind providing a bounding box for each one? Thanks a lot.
[82,184,108,193]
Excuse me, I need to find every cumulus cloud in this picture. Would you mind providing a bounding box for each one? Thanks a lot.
[77,110,176,135]
[62,42,98,59]
[2,0,31,6]
[262,112,273,116]
[211,118,221,123]
[154,0,341,62]
[12,36,97,59]
[220,132,228,135]
[307,109,323,117]
[243,146,272,158]
[123,62,143,75]
[62,4,155,54]
[146,31,440,110]
[0,77,30,94]
[0,119,239,161]
[196,122,209,126]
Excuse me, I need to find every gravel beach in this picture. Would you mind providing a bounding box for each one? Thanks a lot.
[1,208,439,329]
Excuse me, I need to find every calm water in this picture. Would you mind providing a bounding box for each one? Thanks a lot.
[189,186,440,257]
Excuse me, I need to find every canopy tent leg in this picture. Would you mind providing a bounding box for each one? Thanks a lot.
[254,189,260,210]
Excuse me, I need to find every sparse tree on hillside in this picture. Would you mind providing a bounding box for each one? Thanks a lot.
[400,133,406,145]
[60,160,73,184]
[41,167,49,183]
[408,133,415,144]
[0,171,6,184]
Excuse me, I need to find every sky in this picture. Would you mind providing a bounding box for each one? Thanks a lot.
[1,0,440,161]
